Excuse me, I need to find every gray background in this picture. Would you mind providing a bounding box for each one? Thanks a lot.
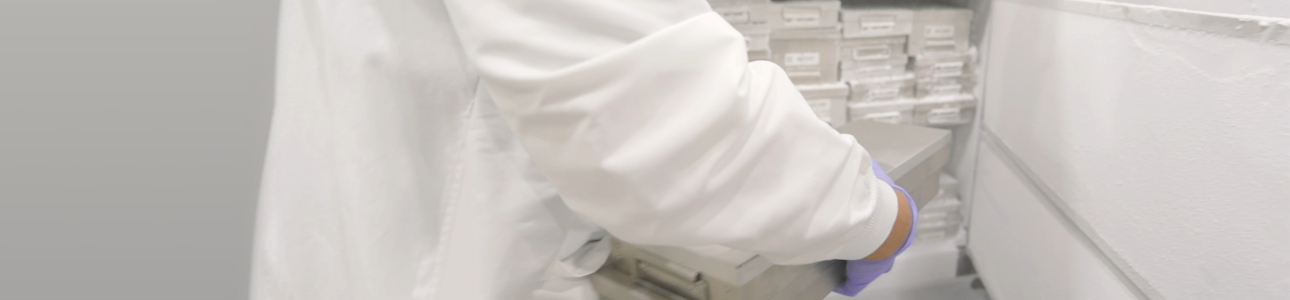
[1,1,278,299]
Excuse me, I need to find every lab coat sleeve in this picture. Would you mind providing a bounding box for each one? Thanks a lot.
[443,0,899,264]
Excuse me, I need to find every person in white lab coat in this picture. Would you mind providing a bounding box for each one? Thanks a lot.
[250,0,911,299]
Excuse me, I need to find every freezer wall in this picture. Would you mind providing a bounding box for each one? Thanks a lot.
[1104,0,1290,19]
[968,148,1139,300]
[971,1,1290,300]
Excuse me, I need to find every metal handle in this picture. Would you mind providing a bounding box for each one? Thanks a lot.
[635,260,708,300]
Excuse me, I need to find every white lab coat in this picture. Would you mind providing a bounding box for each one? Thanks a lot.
[251,0,900,299]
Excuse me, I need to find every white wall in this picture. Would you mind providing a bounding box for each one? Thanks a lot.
[971,1,1290,300]
[0,1,277,299]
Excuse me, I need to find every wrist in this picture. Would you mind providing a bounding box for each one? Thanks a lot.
[862,185,912,260]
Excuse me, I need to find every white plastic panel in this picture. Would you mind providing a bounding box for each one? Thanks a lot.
[981,1,1290,299]
[967,149,1137,300]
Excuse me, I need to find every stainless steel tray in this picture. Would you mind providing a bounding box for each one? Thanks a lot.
[593,120,951,300]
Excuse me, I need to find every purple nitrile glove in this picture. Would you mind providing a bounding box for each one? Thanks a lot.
[834,161,918,297]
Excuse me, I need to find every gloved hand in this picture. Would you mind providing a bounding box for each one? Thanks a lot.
[834,161,918,297]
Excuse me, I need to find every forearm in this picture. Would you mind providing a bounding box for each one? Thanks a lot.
[863,186,912,260]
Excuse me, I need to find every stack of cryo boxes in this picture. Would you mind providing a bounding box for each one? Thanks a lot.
[710,0,774,61]
[709,0,978,128]
[845,2,977,127]
[907,5,977,127]
[709,0,974,251]
[767,0,848,127]
[917,173,965,242]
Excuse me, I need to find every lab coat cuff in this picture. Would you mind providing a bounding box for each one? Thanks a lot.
[832,178,900,260]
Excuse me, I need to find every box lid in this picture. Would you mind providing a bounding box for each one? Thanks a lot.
[841,7,913,21]
[796,82,850,98]
[915,93,977,107]
[630,121,950,285]
[840,120,951,180]
[914,5,974,20]
[849,72,915,85]
[841,54,909,67]
[840,35,908,46]
[770,0,842,30]
[913,47,977,65]
[707,0,772,6]
[775,0,841,9]
[841,6,914,38]
[769,26,842,39]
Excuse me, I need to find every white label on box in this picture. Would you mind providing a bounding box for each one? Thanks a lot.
[863,111,903,124]
[782,7,821,26]
[784,52,821,66]
[925,25,955,38]
[932,62,965,78]
[852,45,892,60]
[931,84,962,95]
[720,9,750,24]
[928,107,962,124]
[859,15,896,34]
[869,86,901,99]
[806,99,832,123]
